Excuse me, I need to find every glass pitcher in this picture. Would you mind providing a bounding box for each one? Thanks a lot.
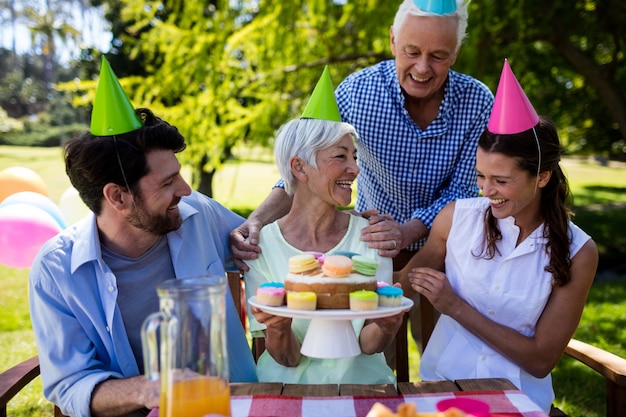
[141,275,230,417]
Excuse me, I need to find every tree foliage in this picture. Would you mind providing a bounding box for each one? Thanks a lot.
[103,0,399,195]
[56,0,626,195]
[460,0,626,158]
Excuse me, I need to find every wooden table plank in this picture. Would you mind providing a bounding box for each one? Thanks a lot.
[282,384,338,397]
[340,384,397,396]
[230,382,283,396]
[454,378,517,391]
[397,380,459,394]
[228,378,518,397]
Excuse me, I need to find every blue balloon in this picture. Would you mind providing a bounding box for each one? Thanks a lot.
[0,191,67,229]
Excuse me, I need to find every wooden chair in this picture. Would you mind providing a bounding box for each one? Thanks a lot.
[560,339,626,417]
[226,270,266,361]
[0,271,248,417]
[418,298,626,417]
[0,356,67,417]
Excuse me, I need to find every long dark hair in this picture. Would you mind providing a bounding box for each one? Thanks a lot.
[477,116,573,286]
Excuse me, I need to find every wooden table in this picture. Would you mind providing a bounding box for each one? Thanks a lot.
[148,378,550,416]
[230,377,518,397]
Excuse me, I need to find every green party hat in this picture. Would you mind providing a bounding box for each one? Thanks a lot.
[301,66,341,122]
[90,56,142,136]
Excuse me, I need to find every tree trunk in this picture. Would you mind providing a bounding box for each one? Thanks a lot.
[197,161,215,198]
[548,30,626,142]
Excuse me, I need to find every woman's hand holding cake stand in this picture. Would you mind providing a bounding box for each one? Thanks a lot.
[251,253,412,358]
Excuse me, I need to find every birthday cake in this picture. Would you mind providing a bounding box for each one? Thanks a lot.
[284,252,378,309]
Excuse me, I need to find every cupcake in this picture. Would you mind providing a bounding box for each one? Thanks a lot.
[377,286,403,307]
[349,290,379,311]
[351,255,378,276]
[287,291,317,310]
[256,283,285,306]
[330,250,359,259]
[288,254,321,274]
[303,251,326,265]
[321,255,353,278]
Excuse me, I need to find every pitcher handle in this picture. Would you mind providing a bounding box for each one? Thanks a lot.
[141,311,164,381]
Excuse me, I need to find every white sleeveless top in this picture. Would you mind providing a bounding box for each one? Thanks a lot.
[419,197,591,413]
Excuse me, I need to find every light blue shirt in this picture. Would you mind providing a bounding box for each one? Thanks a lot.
[29,190,257,417]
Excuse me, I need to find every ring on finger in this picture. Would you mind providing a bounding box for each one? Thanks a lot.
[391,239,397,249]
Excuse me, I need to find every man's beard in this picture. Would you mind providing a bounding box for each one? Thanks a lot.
[126,195,183,236]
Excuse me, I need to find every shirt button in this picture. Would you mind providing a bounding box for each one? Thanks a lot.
[489,310,495,315]
[108,285,114,292]
[105,326,110,333]
[481,355,487,361]
[495,285,501,290]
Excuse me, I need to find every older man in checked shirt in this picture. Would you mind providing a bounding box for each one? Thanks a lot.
[230,0,493,354]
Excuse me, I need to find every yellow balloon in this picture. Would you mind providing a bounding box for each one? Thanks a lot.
[0,167,49,203]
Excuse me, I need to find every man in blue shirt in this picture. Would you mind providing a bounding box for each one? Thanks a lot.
[230,0,493,352]
[29,59,256,417]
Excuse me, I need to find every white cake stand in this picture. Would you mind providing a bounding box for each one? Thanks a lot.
[249,296,413,359]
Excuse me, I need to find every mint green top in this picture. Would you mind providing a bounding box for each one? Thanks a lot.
[244,214,395,384]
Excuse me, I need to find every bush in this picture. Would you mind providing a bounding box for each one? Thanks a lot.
[0,122,86,147]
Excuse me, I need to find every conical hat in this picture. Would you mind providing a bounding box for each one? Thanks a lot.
[90,56,142,136]
[413,0,457,14]
[301,66,341,122]
[488,59,539,134]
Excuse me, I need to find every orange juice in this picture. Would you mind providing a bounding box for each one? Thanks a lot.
[161,377,230,417]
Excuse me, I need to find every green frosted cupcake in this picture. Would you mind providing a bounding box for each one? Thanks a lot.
[351,255,378,276]
[349,290,378,311]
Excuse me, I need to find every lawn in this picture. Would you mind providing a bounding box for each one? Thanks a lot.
[1,145,625,416]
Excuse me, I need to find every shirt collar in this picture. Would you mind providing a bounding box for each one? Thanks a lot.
[69,196,198,274]
[387,66,457,135]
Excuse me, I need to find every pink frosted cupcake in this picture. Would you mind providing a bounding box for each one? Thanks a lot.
[256,283,285,306]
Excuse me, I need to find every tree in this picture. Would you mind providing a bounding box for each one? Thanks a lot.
[61,0,626,198]
[459,0,626,159]
[105,0,398,195]
[22,0,81,90]
[0,0,19,65]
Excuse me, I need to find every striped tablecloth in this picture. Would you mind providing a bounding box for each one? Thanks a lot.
[148,389,549,417]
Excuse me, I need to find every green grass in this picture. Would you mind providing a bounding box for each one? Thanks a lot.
[2,145,626,417]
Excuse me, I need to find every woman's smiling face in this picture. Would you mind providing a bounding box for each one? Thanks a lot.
[305,134,359,208]
[475,147,542,224]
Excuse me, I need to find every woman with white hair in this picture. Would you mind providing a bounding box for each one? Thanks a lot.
[244,116,405,384]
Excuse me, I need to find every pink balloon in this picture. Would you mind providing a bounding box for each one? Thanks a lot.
[0,203,62,269]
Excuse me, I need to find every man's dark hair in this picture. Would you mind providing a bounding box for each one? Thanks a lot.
[64,108,186,214]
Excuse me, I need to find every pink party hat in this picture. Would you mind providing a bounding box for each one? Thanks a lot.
[488,59,539,134]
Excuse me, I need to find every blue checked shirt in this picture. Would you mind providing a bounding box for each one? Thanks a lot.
[336,60,493,250]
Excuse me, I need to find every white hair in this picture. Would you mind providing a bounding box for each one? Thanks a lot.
[392,0,469,53]
[274,118,358,196]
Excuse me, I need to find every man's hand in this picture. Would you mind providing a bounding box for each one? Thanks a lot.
[229,187,294,271]
[358,213,402,258]
[229,218,263,272]
[358,214,429,258]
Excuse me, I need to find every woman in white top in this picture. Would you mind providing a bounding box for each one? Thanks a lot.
[398,115,598,412]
